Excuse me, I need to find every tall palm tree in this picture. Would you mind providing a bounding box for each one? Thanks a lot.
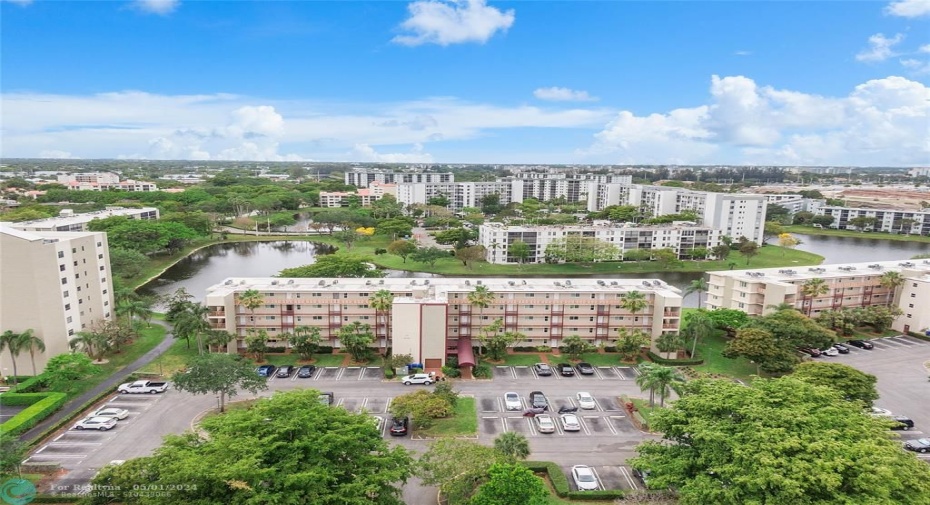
[493,432,531,461]
[116,298,154,327]
[683,311,715,359]
[238,289,265,337]
[684,278,709,309]
[635,363,658,407]
[467,285,495,353]
[800,278,830,316]
[649,365,687,407]
[369,290,394,347]
[620,290,649,331]
[18,329,45,376]
[0,330,27,385]
[69,331,110,362]
[879,271,905,307]
[174,303,211,354]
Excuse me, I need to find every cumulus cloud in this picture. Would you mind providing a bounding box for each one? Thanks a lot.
[39,150,77,159]
[585,75,929,166]
[884,0,930,17]
[133,0,180,15]
[353,143,434,163]
[856,33,904,62]
[393,0,515,46]
[533,87,598,102]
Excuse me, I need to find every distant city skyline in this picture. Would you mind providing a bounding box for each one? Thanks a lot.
[1,0,928,166]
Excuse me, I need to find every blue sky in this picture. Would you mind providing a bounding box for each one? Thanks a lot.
[1,0,928,165]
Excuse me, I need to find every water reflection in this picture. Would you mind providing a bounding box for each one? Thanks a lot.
[792,234,928,263]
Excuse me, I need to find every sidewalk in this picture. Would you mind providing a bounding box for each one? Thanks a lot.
[18,321,175,443]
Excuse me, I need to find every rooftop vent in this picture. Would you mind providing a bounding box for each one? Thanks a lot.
[365,280,372,285]
[610,281,619,286]
[225,280,233,285]
[424,279,430,285]
[868,264,882,270]
[642,281,652,287]
[318,280,326,286]
[565,280,572,286]
[652,280,661,286]
[465,280,471,286]
[410,280,417,285]
[554,281,562,287]
[271,280,278,285]
[477,280,483,285]
[332,280,338,284]
[899,262,915,267]
[379,279,385,285]
[597,280,606,286]
[287,279,294,285]
[508,281,515,286]
[239,280,246,285]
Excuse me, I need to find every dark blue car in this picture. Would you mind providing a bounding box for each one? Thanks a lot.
[256,365,276,377]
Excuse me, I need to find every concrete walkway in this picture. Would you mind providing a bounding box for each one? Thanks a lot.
[18,321,175,443]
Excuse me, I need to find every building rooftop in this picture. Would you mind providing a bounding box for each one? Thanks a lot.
[481,221,715,231]
[8,206,158,229]
[709,260,930,283]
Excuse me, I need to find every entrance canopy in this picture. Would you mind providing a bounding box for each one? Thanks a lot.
[457,337,476,367]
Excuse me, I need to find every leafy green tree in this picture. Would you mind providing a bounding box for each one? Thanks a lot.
[279,255,383,278]
[710,244,731,260]
[410,246,448,267]
[738,240,760,265]
[454,245,486,269]
[620,290,649,331]
[172,354,268,413]
[42,353,100,393]
[376,218,413,240]
[108,247,150,279]
[751,308,836,351]
[653,248,681,269]
[245,329,269,362]
[493,432,531,462]
[723,327,797,375]
[288,326,322,361]
[682,310,715,358]
[762,221,784,244]
[339,321,375,362]
[0,330,26,383]
[370,194,404,219]
[387,239,417,263]
[418,439,506,505]
[389,389,452,428]
[470,463,548,505]
[333,229,361,250]
[88,389,413,505]
[800,277,830,316]
[631,378,930,505]
[655,331,688,356]
[68,330,110,362]
[204,329,235,353]
[0,434,26,475]
[480,193,502,214]
[238,288,264,334]
[432,227,476,247]
[636,363,686,407]
[427,194,450,208]
[15,329,45,376]
[792,362,878,405]
[879,270,905,305]
[615,328,650,362]
[509,239,531,264]
[705,308,750,336]
[858,305,903,333]
[560,335,595,360]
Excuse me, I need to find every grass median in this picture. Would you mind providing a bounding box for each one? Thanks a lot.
[417,397,477,438]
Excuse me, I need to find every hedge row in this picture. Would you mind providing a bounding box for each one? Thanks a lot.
[907,331,930,343]
[0,393,67,436]
[3,374,47,394]
[259,346,337,355]
[0,393,48,407]
[522,461,624,500]
[646,351,703,366]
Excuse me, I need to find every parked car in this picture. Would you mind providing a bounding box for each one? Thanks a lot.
[560,413,581,432]
[90,408,128,420]
[576,362,595,375]
[276,365,294,378]
[557,363,575,376]
[534,414,556,434]
[389,416,409,436]
[890,416,915,430]
[571,465,599,491]
[370,415,384,432]
[117,380,169,394]
[632,468,651,488]
[576,392,596,410]
[848,339,874,349]
[529,391,549,411]
[869,406,893,417]
[318,392,334,405]
[401,373,434,385]
[504,392,522,411]
[820,347,839,357]
[832,343,850,354]
[74,416,117,431]
[904,438,930,453]
[297,365,316,378]
[798,347,821,358]
[256,365,277,377]
[534,363,553,376]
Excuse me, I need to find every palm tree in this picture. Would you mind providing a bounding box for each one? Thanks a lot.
[635,363,658,407]
[238,289,265,336]
[494,432,531,461]
[0,330,27,385]
[684,278,709,309]
[879,271,905,307]
[636,363,685,407]
[800,278,830,316]
[204,330,235,353]
[467,285,495,354]
[620,290,649,331]
[369,290,394,348]
[69,331,110,362]
[683,311,714,359]
[116,298,154,327]
[174,303,211,354]
[18,329,45,376]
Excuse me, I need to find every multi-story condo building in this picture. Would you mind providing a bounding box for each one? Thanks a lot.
[907,167,930,178]
[57,172,159,192]
[479,222,722,264]
[818,206,930,236]
[706,260,930,334]
[8,207,160,233]
[0,225,115,374]
[396,181,519,212]
[318,182,397,208]
[510,173,632,204]
[204,277,682,369]
[344,169,454,188]
[761,194,825,216]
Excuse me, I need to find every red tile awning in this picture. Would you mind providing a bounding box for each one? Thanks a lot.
[457,337,476,367]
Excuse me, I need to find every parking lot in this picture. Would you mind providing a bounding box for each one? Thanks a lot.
[267,365,385,382]
[492,365,640,381]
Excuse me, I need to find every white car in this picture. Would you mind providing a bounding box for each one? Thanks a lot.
[820,346,839,357]
[90,407,129,420]
[576,392,596,410]
[504,392,521,411]
[400,373,433,385]
[571,465,599,491]
[74,416,117,431]
[534,414,556,434]
[560,413,581,432]
[870,406,893,417]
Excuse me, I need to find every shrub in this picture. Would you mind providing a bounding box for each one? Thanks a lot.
[522,461,569,497]
[317,346,335,354]
[266,346,287,354]
[512,346,537,352]
[535,345,552,353]
[472,363,492,379]
[646,351,703,366]
[433,382,459,408]
[441,365,461,378]
[0,393,68,436]
[566,490,625,500]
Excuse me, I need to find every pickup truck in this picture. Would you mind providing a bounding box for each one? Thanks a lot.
[117,380,169,394]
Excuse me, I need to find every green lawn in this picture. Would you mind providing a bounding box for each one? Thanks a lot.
[847,328,899,340]
[138,335,198,376]
[572,352,632,366]
[485,354,545,366]
[691,330,758,381]
[417,397,477,437]
[67,324,167,395]
[783,225,930,244]
[630,398,663,426]
[261,353,346,367]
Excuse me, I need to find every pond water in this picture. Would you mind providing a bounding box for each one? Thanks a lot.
[138,235,927,309]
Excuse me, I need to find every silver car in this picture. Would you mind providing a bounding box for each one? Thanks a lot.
[90,407,129,420]
[534,414,556,434]
[74,416,117,431]
[571,465,599,491]
[560,413,581,432]
[504,392,521,411]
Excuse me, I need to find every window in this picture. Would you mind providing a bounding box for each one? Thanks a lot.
[68,329,74,336]
[97,241,102,247]
[61,278,68,285]
[58,251,65,258]
[65,303,71,310]
[569,316,579,321]
[67,316,73,323]
[75,273,80,279]
[102,289,107,294]
[63,290,69,297]
[99,266,105,271]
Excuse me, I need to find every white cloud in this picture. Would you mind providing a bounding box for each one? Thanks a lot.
[734,50,752,56]
[353,143,434,163]
[919,44,930,53]
[885,0,930,17]
[585,75,929,166]
[856,33,904,62]
[38,150,77,159]
[533,87,598,102]
[900,58,930,73]
[393,0,515,46]
[133,0,180,16]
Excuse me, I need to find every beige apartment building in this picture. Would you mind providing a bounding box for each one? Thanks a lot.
[204,277,682,369]
[706,260,930,334]
[318,182,397,208]
[0,225,115,376]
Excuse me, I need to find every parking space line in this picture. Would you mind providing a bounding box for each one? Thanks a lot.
[334,398,345,407]
[578,416,591,436]
[599,366,622,379]
[290,372,299,382]
[877,338,906,347]
[590,467,604,491]
[359,398,369,413]
[592,367,604,380]
[605,416,618,435]
[514,366,526,380]
[618,466,638,490]
[335,367,346,380]
[887,337,916,346]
